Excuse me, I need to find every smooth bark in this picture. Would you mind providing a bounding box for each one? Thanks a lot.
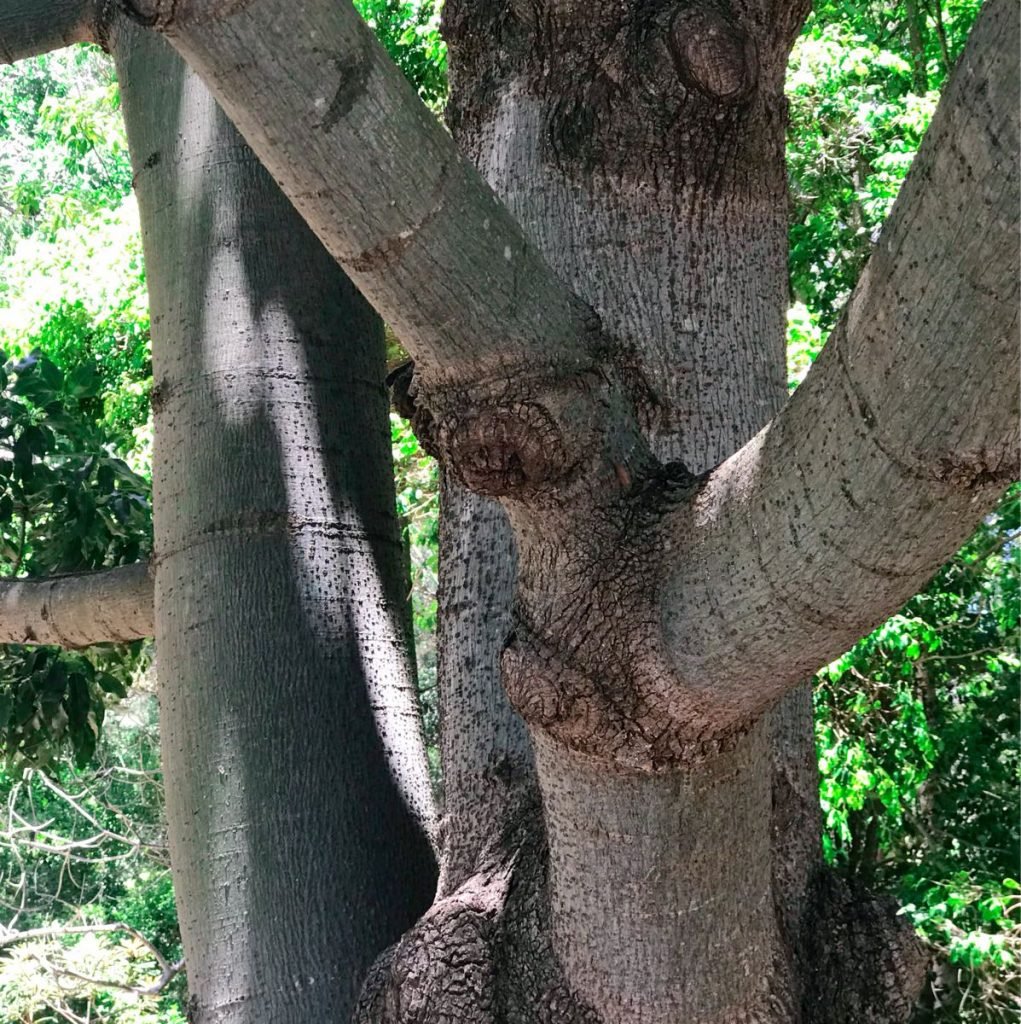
[111,20,436,1023]
[119,0,601,391]
[0,562,152,647]
[0,0,97,63]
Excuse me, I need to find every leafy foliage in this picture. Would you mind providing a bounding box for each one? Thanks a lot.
[0,351,152,771]
[0,696,184,1024]
[789,6,1019,1019]
[392,412,440,775]
[816,488,1019,1021]
[0,3,1015,1022]
[355,0,447,109]
[0,46,132,258]
[787,0,982,342]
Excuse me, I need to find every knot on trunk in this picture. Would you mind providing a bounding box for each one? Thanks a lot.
[669,7,758,103]
[442,403,571,497]
[121,0,252,30]
[502,628,745,772]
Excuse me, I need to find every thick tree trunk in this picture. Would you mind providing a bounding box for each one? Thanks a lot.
[110,21,437,1023]
[32,0,1010,1019]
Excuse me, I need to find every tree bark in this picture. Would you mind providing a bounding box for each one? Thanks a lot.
[905,0,929,94]
[110,19,437,1023]
[660,0,1019,731]
[0,0,98,64]
[99,0,1018,1020]
[118,0,602,393]
[0,563,152,646]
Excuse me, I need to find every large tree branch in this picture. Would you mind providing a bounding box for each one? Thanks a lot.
[0,0,98,64]
[662,0,1019,722]
[0,563,153,647]
[119,0,600,390]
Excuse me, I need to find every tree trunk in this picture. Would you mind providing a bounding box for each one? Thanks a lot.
[110,21,437,1023]
[905,0,930,94]
[20,0,1009,1019]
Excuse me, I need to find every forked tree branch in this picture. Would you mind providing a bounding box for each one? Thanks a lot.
[118,0,600,389]
[662,0,1019,722]
[0,562,153,647]
[0,0,98,64]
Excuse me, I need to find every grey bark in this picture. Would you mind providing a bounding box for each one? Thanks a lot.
[433,477,530,896]
[661,0,1020,731]
[97,0,1018,1021]
[117,0,601,393]
[0,0,98,64]
[0,562,152,647]
[110,20,436,1024]
[358,0,1012,1019]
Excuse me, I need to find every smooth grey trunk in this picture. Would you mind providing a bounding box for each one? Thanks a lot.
[0,562,152,646]
[111,21,436,1023]
[121,0,601,392]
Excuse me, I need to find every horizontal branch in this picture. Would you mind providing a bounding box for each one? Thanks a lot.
[0,0,98,64]
[0,562,153,647]
[122,0,600,389]
[662,0,1019,721]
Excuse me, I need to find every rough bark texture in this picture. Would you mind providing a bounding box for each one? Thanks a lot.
[111,21,436,1024]
[661,0,1020,721]
[359,0,963,1016]
[433,477,530,897]
[101,0,1018,1020]
[0,562,153,647]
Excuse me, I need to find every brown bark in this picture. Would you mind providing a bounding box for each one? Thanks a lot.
[0,563,153,647]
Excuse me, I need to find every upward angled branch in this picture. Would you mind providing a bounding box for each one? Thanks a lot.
[120,0,601,391]
[660,0,1019,725]
[0,562,153,647]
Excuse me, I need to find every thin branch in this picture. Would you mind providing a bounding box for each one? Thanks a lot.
[0,561,153,647]
[6,922,185,997]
